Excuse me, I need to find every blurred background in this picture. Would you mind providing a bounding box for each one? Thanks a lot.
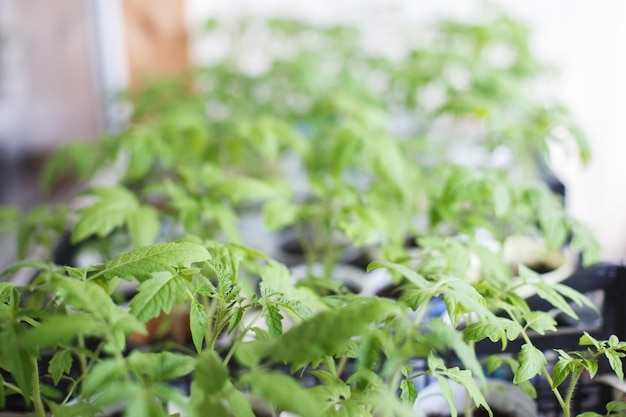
[0,0,625,260]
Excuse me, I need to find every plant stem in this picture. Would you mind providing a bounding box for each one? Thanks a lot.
[31,356,46,417]
[563,368,583,417]
[223,310,263,366]
[2,380,25,397]
[336,355,348,377]
[77,334,88,375]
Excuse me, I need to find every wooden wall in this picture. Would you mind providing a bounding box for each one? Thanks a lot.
[122,0,190,87]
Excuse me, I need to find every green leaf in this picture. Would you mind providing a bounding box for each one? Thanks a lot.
[190,299,209,353]
[49,349,73,385]
[0,260,50,280]
[261,301,283,339]
[367,261,429,289]
[400,378,417,404]
[578,413,602,417]
[551,356,572,388]
[72,187,139,244]
[130,271,187,322]
[240,370,323,417]
[463,318,522,348]
[446,369,490,414]
[227,305,244,335]
[191,350,229,400]
[233,339,275,368]
[224,387,255,417]
[514,344,547,383]
[524,311,557,335]
[263,199,298,230]
[124,388,169,417]
[127,206,160,248]
[270,298,402,364]
[82,359,123,397]
[606,401,626,412]
[486,355,503,374]
[18,314,101,350]
[127,351,195,382]
[0,325,34,405]
[48,402,101,417]
[103,242,211,282]
[309,369,351,401]
[433,375,457,417]
[605,350,624,381]
[579,332,599,347]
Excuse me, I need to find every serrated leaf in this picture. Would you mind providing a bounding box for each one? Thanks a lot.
[579,332,599,347]
[49,349,73,385]
[517,380,537,399]
[310,370,351,401]
[0,260,50,280]
[261,301,283,339]
[72,187,139,244]
[125,388,169,417]
[129,271,187,322]
[367,261,429,289]
[240,370,323,417]
[552,283,600,316]
[127,205,160,248]
[464,318,521,349]
[192,350,229,396]
[103,242,211,282]
[514,344,547,383]
[534,282,578,319]
[551,358,572,388]
[48,402,101,417]
[433,375,457,417]
[50,277,141,333]
[224,386,255,417]
[446,369,490,414]
[227,306,244,335]
[82,359,122,397]
[585,358,599,379]
[605,350,624,381]
[428,320,485,379]
[400,378,417,404]
[524,311,557,335]
[0,326,33,406]
[127,350,195,382]
[271,298,402,364]
[190,299,209,353]
[19,314,101,350]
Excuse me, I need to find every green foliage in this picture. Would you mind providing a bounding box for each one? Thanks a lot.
[0,10,612,417]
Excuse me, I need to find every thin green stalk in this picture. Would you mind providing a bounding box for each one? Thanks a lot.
[563,368,583,417]
[336,355,348,377]
[61,341,105,405]
[77,334,88,375]
[2,380,25,398]
[31,356,46,417]
[223,310,263,366]
[464,340,475,417]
